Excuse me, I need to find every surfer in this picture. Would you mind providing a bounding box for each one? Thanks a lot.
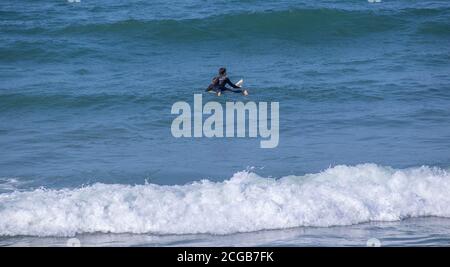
[206,67,248,96]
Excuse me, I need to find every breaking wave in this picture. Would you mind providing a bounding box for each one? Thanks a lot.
[0,164,449,237]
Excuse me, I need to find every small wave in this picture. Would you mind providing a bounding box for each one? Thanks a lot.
[20,7,449,42]
[0,93,162,112]
[0,164,449,237]
[0,41,96,63]
[2,7,448,63]
[55,8,402,41]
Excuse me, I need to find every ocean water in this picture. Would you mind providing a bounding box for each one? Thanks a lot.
[1,0,450,246]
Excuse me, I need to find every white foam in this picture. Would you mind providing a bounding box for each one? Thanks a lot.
[0,178,23,193]
[1,164,450,237]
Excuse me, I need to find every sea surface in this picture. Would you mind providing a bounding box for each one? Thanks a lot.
[1,0,450,246]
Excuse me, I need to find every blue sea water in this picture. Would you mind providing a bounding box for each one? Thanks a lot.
[1,0,450,246]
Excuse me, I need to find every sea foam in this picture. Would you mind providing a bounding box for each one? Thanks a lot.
[0,164,449,237]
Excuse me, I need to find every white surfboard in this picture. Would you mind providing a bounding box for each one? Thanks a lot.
[236,79,249,95]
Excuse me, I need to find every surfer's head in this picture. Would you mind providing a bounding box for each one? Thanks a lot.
[218,67,227,76]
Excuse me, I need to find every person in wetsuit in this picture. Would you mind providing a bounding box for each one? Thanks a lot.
[206,67,246,96]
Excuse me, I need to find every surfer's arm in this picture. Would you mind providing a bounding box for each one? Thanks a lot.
[225,78,240,88]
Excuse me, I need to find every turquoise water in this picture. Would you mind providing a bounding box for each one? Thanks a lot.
[1,0,450,245]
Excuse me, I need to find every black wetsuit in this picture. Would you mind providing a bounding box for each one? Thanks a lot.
[207,75,243,93]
